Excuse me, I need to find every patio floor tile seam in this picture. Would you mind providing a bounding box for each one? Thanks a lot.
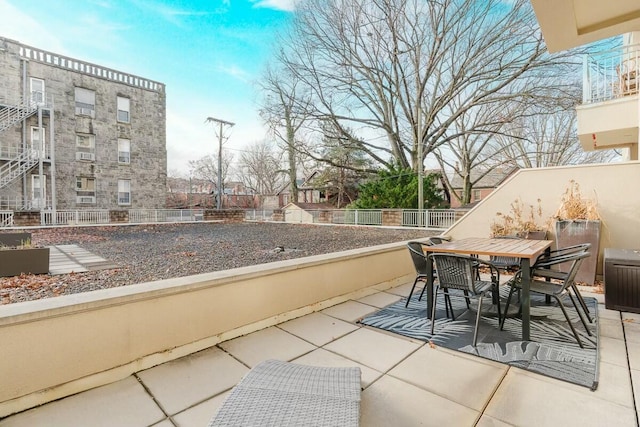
[620,314,640,427]
[132,373,173,422]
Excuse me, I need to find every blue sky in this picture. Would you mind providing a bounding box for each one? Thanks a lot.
[0,0,297,174]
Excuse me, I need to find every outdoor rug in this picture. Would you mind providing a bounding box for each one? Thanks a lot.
[359,288,599,390]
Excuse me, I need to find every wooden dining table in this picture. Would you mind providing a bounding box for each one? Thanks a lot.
[423,237,553,341]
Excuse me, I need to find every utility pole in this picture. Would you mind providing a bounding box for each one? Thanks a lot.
[205,117,235,210]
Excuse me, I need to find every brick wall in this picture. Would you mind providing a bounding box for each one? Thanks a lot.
[203,210,245,222]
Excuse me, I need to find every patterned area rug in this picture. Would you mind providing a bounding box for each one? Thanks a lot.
[360,288,599,389]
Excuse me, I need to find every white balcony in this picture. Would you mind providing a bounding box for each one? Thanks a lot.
[577,44,639,155]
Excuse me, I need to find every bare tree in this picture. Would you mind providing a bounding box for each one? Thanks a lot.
[188,151,235,197]
[274,0,578,173]
[237,140,287,195]
[491,107,619,168]
[258,64,312,201]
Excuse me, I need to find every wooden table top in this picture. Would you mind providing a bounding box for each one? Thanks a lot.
[423,237,553,261]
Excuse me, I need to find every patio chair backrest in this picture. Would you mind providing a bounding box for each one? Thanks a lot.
[429,253,480,293]
[407,241,431,275]
[548,251,591,295]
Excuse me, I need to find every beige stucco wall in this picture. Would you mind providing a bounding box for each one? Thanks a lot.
[0,240,416,417]
[445,162,640,272]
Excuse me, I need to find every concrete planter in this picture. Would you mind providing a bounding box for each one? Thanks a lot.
[0,247,50,277]
[0,232,32,248]
[555,220,601,285]
[518,230,547,240]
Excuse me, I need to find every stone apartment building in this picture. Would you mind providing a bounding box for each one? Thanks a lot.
[0,36,166,212]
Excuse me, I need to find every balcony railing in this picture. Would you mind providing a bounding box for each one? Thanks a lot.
[583,43,639,104]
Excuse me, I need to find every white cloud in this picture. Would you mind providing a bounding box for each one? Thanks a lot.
[216,64,253,83]
[0,0,65,53]
[250,0,299,12]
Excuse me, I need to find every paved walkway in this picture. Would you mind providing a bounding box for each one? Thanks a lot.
[48,245,116,275]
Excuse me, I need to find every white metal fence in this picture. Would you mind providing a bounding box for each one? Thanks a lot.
[245,208,459,229]
[0,208,460,229]
[42,210,110,226]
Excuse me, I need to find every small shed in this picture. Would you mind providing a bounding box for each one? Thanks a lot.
[282,202,334,223]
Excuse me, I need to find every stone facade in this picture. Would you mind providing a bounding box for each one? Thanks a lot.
[0,37,167,210]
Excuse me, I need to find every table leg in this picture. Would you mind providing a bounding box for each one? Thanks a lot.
[426,255,434,315]
[521,258,531,341]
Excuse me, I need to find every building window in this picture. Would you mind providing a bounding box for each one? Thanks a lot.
[75,87,95,117]
[118,179,131,205]
[31,174,46,208]
[76,134,96,161]
[30,126,47,156]
[118,138,131,164]
[30,78,45,105]
[473,189,482,202]
[76,177,96,204]
[117,96,130,123]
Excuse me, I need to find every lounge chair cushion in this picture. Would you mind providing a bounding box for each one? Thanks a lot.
[208,359,361,427]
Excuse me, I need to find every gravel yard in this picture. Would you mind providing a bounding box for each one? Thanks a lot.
[0,222,437,304]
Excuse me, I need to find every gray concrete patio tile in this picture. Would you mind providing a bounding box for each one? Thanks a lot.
[622,312,640,322]
[599,317,625,340]
[291,348,383,388]
[385,281,415,297]
[172,391,230,427]
[137,346,248,416]
[484,369,637,427]
[495,358,633,409]
[476,415,516,426]
[624,321,640,343]
[321,300,379,322]
[218,326,316,367]
[598,305,622,321]
[626,340,640,371]
[151,420,175,427]
[277,312,358,346]
[357,291,402,308]
[0,376,164,427]
[629,369,640,417]
[578,289,604,304]
[323,327,421,372]
[360,375,479,427]
[388,346,507,411]
[599,335,629,368]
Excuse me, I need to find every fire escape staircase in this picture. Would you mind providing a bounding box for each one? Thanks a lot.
[0,99,40,190]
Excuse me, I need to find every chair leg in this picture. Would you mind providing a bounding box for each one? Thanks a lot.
[405,277,421,308]
[567,292,592,337]
[430,287,439,336]
[571,284,593,323]
[500,284,517,330]
[444,289,455,320]
[463,290,471,309]
[493,284,502,326]
[554,295,584,349]
[473,295,483,346]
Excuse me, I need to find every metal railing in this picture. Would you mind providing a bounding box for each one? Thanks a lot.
[245,208,459,229]
[0,208,461,229]
[0,211,13,227]
[583,43,639,104]
[42,210,110,226]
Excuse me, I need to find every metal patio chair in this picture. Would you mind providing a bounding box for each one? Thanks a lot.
[490,235,523,273]
[500,251,592,348]
[429,253,501,346]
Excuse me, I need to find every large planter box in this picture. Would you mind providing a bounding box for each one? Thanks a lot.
[0,247,50,277]
[555,220,601,285]
[0,232,32,248]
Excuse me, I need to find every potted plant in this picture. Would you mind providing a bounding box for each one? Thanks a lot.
[0,237,50,277]
[553,180,601,286]
[490,198,548,240]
